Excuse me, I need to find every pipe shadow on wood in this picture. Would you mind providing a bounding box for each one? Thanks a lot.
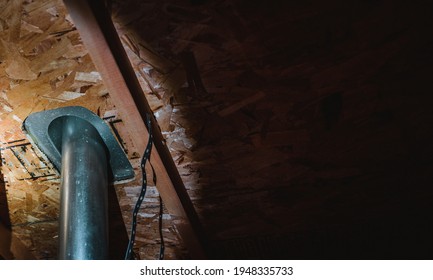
[0,150,36,259]
[0,150,12,259]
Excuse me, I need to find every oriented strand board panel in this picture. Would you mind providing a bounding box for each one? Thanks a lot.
[0,0,185,259]
[1,0,433,259]
[111,0,433,259]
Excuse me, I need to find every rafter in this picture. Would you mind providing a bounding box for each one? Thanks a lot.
[62,0,207,259]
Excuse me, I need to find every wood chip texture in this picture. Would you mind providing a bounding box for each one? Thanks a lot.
[1,0,433,259]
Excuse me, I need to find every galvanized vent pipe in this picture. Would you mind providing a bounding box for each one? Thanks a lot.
[23,106,134,260]
[58,116,108,259]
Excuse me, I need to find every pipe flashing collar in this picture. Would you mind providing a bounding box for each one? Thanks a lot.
[23,106,134,182]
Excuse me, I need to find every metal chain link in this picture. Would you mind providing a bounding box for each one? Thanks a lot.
[125,114,153,260]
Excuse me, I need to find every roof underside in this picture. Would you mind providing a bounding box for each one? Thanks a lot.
[1,0,433,259]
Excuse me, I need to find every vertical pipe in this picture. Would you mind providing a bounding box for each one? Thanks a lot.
[64,0,208,258]
[58,117,109,260]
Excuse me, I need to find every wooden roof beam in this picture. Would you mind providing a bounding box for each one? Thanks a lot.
[62,0,207,259]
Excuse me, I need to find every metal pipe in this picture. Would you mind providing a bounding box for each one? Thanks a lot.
[58,116,108,260]
[63,0,208,258]
[23,106,134,259]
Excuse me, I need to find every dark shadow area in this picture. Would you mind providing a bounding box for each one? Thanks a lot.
[108,182,130,260]
[0,150,12,259]
[111,0,433,259]
[0,223,13,260]
[211,214,433,259]
[0,151,11,227]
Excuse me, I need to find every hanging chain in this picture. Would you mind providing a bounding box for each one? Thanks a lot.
[158,194,165,259]
[125,113,153,260]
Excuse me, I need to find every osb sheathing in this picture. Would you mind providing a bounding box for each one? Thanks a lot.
[112,0,433,259]
[1,0,433,259]
[0,0,185,259]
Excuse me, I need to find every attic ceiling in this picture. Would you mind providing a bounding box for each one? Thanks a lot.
[1,0,433,259]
